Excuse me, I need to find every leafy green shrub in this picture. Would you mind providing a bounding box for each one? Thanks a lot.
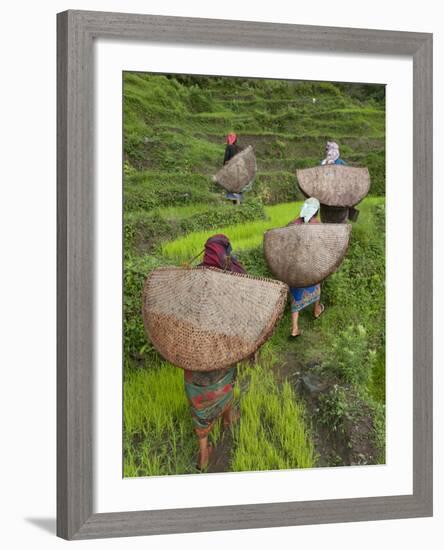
[236,246,271,278]
[323,325,377,387]
[317,384,385,463]
[317,385,352,433]
[123,254,175,363]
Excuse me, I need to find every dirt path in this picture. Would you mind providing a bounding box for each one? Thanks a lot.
[284,350,382,467]
[207,429,234,473]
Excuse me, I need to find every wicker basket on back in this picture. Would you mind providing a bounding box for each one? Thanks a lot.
[264,224,351,287]
[214,145,257,193]
[296,165,370,207]
[142,266,288,371]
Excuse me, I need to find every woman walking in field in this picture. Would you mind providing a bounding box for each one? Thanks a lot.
[320,141,359,222]
[321,140,347,166]
[184,234,244,470]
[224,133,242,165]
[288,198,326,337]
[223,133,244,205]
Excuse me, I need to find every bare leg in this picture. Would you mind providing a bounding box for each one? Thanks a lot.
[313,299,325,319]
[223,404,240,428]
[197,436,212,470]
[291,311,300,336]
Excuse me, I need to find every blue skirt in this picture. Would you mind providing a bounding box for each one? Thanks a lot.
[225,192,243,202]
[290,285,321,313]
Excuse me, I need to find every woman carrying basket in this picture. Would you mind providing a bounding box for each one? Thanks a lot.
[223,133,244,205]
[288,198,326,337]
[319,141,359,222]
[321,140,346,166]
[184,234,244,470]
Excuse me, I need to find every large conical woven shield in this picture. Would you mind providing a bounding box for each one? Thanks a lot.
[142,267,288,371]
[264,224,352,287]
[296,165,370,207]
[214,146,257,193]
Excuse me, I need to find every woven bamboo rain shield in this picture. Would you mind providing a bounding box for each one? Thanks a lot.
[296,165,370,206]
[143,267,288,371]
[264,224,352,287]
[214,146,257,193]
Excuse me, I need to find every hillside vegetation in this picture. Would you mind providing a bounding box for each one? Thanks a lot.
[123,73,386,476]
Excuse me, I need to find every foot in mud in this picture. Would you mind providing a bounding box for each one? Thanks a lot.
[197,443,213,471]
[207,430,235,473]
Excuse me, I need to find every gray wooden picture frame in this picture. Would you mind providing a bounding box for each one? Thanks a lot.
[57,9,433,540]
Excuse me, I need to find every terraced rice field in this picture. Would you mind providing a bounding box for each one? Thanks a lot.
[123,73,386,476]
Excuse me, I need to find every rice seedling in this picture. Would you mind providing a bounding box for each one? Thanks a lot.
[161,201,303,262]
[232,348,316,472]
[123,362,197,476]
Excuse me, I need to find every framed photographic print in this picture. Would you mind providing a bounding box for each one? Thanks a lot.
[57,10,433,540]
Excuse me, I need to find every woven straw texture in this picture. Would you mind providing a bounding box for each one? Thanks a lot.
[264,223,351,287]
[142,266,288,371]
[296,165,370,207]
[214,146,257,193]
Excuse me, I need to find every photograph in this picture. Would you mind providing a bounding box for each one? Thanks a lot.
[123,72,386,476]
[0,0,438,545]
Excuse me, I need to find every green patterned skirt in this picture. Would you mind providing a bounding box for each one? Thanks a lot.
[184,367,236,438]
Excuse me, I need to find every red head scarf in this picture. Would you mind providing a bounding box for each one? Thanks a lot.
[199,234,246,274]
[226,133,237,145]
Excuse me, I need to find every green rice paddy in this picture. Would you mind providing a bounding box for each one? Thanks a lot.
[161,201,302,262]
